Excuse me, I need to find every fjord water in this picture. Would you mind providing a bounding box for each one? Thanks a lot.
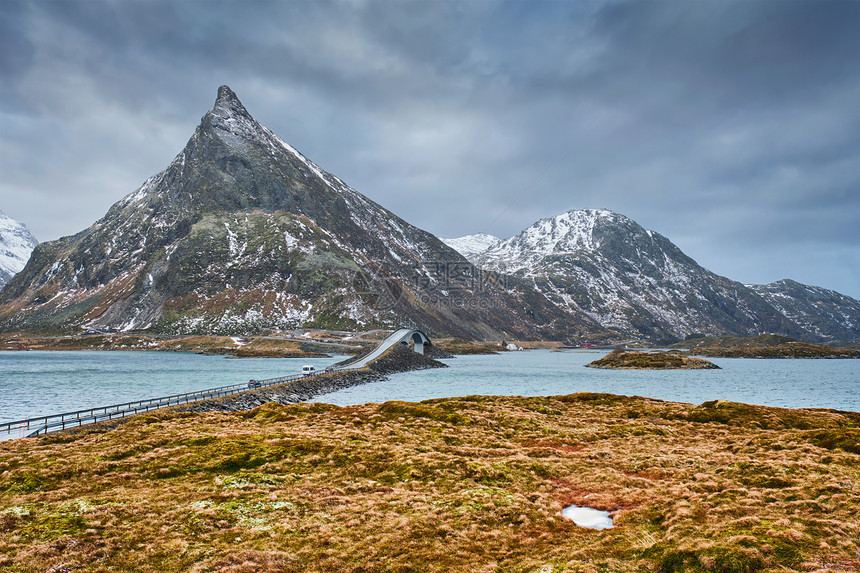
[1,350,857,432]
[313,350,860,412]
[0,351,341,426]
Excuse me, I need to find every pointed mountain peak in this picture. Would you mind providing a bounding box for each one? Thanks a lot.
[192,85,274,154]
[215,85,243,108]
[210,85,254,122]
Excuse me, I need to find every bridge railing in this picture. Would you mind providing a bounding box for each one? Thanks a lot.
[0,370,316,438]
[0,331,403,439]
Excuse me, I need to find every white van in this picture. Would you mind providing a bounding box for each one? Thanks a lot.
[301,365,316,377]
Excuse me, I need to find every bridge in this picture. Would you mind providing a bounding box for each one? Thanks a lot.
[337,328,431,369]
[0,327,433,438]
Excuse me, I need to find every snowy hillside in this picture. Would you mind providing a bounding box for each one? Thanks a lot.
[473,209,617,272]
[440,234,500,260]
[471,209,808,342]
[749,279,860,342]
[0,211,38,287]
[0,86,589,340]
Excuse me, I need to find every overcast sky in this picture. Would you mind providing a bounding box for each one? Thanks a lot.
[1,0,858,298]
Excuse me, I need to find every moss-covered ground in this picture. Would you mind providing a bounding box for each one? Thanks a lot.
[1,394,858,572]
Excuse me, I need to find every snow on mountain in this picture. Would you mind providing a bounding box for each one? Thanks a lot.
[472,209,810,342]
[0,211,38,287]
[5,87,851,343]
[749,279,860,342]
[440,234,500,260]
[0,86,592,340]
[475,209,616,273]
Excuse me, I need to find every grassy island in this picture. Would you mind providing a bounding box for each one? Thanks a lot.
[586,350,720,370]
[1,394,858,572]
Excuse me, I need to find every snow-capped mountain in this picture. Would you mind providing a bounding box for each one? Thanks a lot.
[440,234,500,260]
[5,88,851,343]
[472,210,620,273]
[0,86,594,339]
[463,209,823,342]
[749,280,860,343]
[0,211,38,288]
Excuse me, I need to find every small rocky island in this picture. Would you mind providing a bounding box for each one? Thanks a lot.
[586,350,720,370]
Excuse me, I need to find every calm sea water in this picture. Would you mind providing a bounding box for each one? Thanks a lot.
[1,350,857,431]
[0,351,341,424]
[313,349,860,412]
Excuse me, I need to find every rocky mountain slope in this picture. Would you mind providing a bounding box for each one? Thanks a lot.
[0,87,598,340]
[0,211,38,288]
[749,279,860,343]
[7,88,851,344]
[457,209,855,343]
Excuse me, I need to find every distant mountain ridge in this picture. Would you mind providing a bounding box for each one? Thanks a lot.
[440,234,500,260]
[0,86,594,340]
[0,211,38,288]
[448,209,859,343]
[749,279,860,343]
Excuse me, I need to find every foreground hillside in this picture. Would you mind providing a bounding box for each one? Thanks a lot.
[1,394,857,572]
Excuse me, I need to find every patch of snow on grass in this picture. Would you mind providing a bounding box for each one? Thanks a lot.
[561,505,613,530]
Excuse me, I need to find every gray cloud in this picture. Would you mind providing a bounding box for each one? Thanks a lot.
[1,0,858,298]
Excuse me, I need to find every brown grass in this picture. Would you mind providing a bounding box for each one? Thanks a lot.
[1,394,858,572]
[586,351,720,370]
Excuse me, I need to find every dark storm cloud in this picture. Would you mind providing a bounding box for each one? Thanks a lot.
[0,2,33,80]
[1,0,858,297]
[589,0,859,99]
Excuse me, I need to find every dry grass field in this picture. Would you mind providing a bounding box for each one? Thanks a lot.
[1,394,858,572]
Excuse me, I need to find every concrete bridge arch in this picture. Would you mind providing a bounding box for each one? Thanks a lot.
[398,329,431,355]
[337,327,434,370]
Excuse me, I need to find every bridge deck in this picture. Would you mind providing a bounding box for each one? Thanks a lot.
[337,328,416,369]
